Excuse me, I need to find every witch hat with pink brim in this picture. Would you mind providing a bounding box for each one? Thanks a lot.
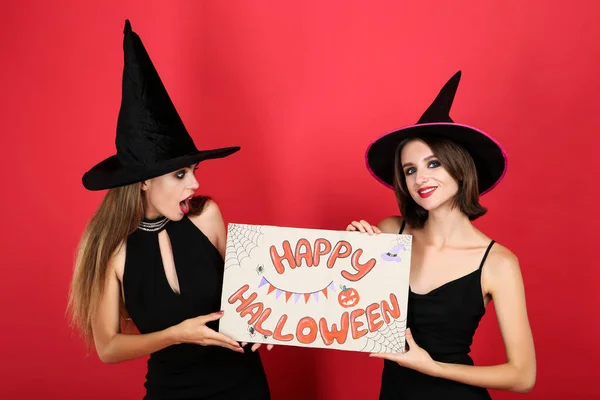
[365,71,507,195]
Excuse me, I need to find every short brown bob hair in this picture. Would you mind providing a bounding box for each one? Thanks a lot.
[393,136,487,228]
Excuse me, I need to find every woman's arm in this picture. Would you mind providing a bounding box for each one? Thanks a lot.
[91,244,243,364]
[372,246,537,393]
[433,247,536,392]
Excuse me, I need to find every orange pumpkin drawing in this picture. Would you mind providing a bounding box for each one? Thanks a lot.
[338,285,360,308]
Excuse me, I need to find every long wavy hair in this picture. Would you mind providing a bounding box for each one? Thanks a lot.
[67,183,208,346]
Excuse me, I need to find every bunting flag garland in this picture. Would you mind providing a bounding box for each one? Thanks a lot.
[258,276,336,304]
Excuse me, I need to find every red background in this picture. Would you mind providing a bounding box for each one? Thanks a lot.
[1,1,598,399]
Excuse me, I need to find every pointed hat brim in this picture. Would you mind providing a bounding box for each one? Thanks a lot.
[365,122,506,195]
[82,146,240,191]
[365,71,507,195]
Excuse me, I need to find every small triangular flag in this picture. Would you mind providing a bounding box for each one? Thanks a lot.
[304,293,311,303]
[328,282,336,292]
[267,284,276,295]
[285,292,292,302]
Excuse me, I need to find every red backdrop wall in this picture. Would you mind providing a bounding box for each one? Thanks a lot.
[1,1,598,398]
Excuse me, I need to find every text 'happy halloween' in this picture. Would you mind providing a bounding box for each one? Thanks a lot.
[228,285,401,346]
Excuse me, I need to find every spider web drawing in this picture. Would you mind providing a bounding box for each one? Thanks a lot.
[359,315,407,353]
[389,235,413,250]
[363,234,411,352]
[225,224,264,270]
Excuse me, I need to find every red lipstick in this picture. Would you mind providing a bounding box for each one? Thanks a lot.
[417,186,437,198]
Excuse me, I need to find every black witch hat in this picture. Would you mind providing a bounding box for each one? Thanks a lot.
[365,71,507,195]
[82,20,240,191]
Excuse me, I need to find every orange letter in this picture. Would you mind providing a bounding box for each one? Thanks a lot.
[296,317,318,344]
[313,238,332,266]
[228,284,258,313]
[365,303,383,332]
[327,241,352,268]
[254,308,273,336]
[319,313,349,345]
[350,309,368,339]
[381,293,401,324]
[273,314,294,342]
[270,240,296,274]
[341,249,377,282]
[240,302,264,325]
[295,238,313,267]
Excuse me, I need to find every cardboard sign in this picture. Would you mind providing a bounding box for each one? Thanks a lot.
[219,224,412,353]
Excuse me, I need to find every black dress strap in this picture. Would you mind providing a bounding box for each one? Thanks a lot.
[478,240,496,270]
[399,219,406,234]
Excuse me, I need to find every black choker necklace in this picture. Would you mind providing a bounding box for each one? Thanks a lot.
[138,216,169,232]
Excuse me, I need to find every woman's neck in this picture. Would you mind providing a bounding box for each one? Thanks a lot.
[421,204,474,248]
[143,207,164,221]
[143,200,162,221]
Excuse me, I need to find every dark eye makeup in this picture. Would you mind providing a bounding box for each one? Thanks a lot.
[403,159,441,176]
[175,164,199,179]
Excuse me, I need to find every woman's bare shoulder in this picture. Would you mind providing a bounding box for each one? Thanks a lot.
[377,215,404,234]
[188,198,222,227]
[187,199,225,252]
[482,241,523,292]
[487,241,519,268]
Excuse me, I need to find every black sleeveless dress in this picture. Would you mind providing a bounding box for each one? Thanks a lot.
[379,221,494,399]
[123,215,270,400]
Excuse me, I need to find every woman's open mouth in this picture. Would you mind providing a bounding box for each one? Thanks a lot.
[180,195,193,214]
